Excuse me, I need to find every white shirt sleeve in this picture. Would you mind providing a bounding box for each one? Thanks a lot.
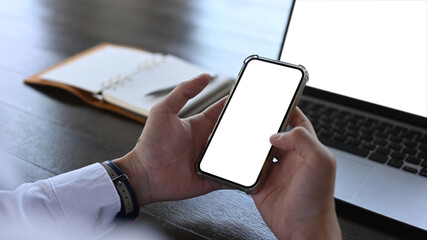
[0,163,121,240]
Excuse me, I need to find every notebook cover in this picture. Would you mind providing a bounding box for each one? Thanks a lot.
[24,43,147,124]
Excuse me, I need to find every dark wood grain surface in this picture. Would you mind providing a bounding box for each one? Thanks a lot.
[1,0,426,239]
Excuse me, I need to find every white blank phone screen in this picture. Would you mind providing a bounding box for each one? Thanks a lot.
[199,59,303,187]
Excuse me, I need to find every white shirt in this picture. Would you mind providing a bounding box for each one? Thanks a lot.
[0,163,121,240]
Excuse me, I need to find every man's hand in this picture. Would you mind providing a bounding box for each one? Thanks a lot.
[113,73,341,239]
[253,108,342,240]
[114,74,226,206]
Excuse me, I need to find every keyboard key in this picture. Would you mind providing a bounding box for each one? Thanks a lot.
[389,142,402,151]
[334,120,346,128]
[337,111,351,118]
[361,127,374,135]
[391,151,406,160]
[314,123,327,132]
[403,147,417,156]
[390,128,403,137]
[404,130,421,140]
[312,103,322,109]
[419,144,427,152]
[376,147,391,155]
[406,156,422,165]
[347,138,361,147]
[332,134,347,142]
[323,108,334,115]
[359,134,374,142]
[377,122,392,132]
[298,99,308,107]
[320,137,369,158]
[419,169,427,178]
[403,166,418,174]
[319,130,333,139]
[361,143,376,151]
[320,116,334,123]
[369,153,388,164]
[346,131,359,139]
[389,136,403,143]
[364,118,379,128]
[347,123,359,131]
[353,113,364,120]
[403,140,418,148]
[422,161,427,168]
[375,132,388,139]
[416,135,427,143]
[348,118,359,125]
[419,151,427,160]
[387,158,404,169]
[374,138,388,147]
[332,125,345,133]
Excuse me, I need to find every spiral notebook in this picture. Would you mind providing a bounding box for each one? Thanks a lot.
[25,43,234,123]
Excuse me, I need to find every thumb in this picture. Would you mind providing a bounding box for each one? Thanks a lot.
[270,127,332,162]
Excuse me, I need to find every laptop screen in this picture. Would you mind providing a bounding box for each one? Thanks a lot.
[280,0,427,118]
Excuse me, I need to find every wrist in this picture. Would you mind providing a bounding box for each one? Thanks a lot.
[290,210,341,240]
[113,151,152,206]
[101,160,139,223]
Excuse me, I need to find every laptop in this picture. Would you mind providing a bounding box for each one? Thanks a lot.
[279,0,427,231]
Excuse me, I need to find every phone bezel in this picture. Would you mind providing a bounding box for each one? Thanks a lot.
[196,55,309,194]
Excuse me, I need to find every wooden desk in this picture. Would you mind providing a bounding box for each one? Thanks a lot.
[1,0,425,239]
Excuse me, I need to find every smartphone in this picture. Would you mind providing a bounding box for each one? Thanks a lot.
[196,55,308,193]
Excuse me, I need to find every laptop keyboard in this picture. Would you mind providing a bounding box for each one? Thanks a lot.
[298,98,427,177]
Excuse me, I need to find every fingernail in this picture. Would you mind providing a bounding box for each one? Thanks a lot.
[189,73,208,82]
[197,73,209,78]
[270,133,282,141]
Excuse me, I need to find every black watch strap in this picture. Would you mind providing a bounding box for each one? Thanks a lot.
[102,160,139,224]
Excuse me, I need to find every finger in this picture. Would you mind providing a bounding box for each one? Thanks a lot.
[270,127,332,162]
[157,73,211,114]
[289,107,316,136]
[200,96,228,128]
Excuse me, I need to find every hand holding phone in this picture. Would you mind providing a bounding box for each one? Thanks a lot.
[197,55,308,193]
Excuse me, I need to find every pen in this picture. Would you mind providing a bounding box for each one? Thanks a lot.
[145,86,176,97]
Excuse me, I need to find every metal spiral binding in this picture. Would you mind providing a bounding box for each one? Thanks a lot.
[100,53,166,91]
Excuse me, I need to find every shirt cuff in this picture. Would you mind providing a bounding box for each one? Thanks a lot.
[48,163,121,239]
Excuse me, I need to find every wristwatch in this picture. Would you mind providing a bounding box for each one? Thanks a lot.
[101,160,139,224]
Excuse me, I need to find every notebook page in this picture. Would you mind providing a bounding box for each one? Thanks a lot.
[102,55,216,116]
[41,45,154,93]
